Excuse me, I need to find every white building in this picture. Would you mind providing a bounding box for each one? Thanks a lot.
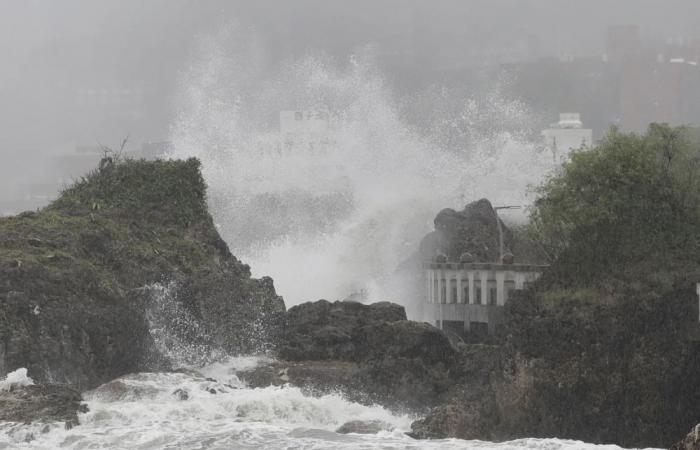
[278,111,333,155]
[279,110,329,136]
[425,261,546,335]
[251,111,334,158]
[542,113,593,162]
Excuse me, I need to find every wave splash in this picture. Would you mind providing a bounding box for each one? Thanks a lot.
[169,26,554,308]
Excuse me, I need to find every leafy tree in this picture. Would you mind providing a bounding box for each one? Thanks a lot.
[529,124,700,290]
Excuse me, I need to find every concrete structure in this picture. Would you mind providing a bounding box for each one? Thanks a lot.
[542,113,593,162]
[425,262,546,335]
[280,110,329,136]
[252,111,334,157]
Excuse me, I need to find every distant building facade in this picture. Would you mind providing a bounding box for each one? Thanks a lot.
[542,113,593,161]
[425,260,545,335]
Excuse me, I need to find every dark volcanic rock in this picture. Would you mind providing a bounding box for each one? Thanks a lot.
[0,385,85,426]
[418,198,510,263]
[409,386,499,440]
[336,420,394,434]
[0,158,284,388]
[671,424,700,450]
[244,299,459,412]
[280,300,407,361]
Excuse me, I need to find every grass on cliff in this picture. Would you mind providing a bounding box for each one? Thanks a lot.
[0,157,239,294]
[50,157,209,228]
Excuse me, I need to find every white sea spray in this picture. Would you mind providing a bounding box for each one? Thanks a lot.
[168,26,555,309]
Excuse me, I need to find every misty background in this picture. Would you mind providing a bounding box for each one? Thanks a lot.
[2,0,700,215]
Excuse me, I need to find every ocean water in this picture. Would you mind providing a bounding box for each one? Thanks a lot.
[0,359,653,450]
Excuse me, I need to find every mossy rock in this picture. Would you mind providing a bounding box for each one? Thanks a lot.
[0,158,284,388]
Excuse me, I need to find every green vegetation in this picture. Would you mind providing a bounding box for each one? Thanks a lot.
[528,124,700,291]
[0,157,284,386]
[1,158,235,291]
[50,157,209,228]
[496,125,700,447]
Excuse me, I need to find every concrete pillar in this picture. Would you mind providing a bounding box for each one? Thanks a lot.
[468,271,475,305]
[446,271,453,304]
[428,270,433,303]
[697,282,700,322]
[496,271,505,306]
[457,276,463,304]
[437,273,443,304]
[481,273,488,306]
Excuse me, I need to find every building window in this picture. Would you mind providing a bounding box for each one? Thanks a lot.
[463,282,469,303]
[441,282,446,303]
[487,280,497,306]
[295,111,303,120]
[475,287,482,305]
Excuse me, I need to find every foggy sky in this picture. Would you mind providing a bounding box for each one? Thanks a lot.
[1,0,699,196]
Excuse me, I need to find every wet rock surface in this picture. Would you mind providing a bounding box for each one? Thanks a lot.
[336,420,394,434]
[0,385,85,426]
[242,300,460,412]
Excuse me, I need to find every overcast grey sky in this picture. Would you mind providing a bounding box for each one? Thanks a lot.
[1,0,699,198]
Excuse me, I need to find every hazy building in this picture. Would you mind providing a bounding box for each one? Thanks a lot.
[542,113,593,161]
[620,59,700,132]
[277,111,333,156]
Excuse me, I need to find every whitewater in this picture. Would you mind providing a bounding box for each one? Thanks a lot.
[0,360,653,450]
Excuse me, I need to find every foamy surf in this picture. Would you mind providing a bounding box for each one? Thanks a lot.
[0,359,658,450]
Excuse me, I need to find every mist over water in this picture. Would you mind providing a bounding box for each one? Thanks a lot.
[169,27,554,308]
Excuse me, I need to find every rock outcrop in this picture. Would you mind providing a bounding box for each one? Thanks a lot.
[0,385,85,427]
[240,300,461,412]
[0,158,284,389]
[336,420,394,434]
[417,198,512,263]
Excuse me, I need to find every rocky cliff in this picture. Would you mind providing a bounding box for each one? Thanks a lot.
[0,158,285,389]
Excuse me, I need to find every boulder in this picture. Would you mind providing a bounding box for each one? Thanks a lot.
[409,387,499,440]
[280,300,406,361]
[336,420,394,434]
[0,385,86,427]
[245,299,460,412]
[418,199,510,263]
